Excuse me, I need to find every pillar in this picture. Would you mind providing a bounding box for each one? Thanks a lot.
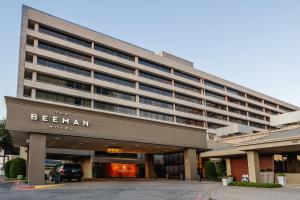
[81,157,92,180]
[19,146,28,160]
[184,148,197,180]
[225,158,231,176]
[247,151,260,183]
[145,154,155,178]
[28,133,46,185]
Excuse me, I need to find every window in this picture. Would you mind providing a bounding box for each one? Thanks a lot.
[94,43,134,61]
[25,52,33,63]
[175,105,203,116]
[229,117,248,125]
[94,58,135,74]
[227,87,245,97]
[279,106,294,112]
[228,97,246,106]
[36,90,91,107]
[38,41,91,62]
[247,95,262,103]
[26,36,34,46]
[94,101,136,115]
[207,112,227,121]
[23,87,32,97]
[176,117,204,127]
[206,100,226,110]
[140,110,174,122]
[207,123,225,129]
[140,96,173,109]
[39,24,91,47]
[208,133,215,140]
[174,82,201,93]
[37,57,91,77]
[175,93,202,104]
[24,69,33,80]
[264,101,277,108]
[248,103,263,111]
[139,84,172,97]
[248,112,265,120]
[174,70,200,82]
[94,86,136,101]
[94,72,135,88]
[265,109,279,115]
[204,80,225,90]
[228,107,247,116]
[205,90,225,100]
[37,74,91,92]
[139,71,172,84]
[28,20,35,30]
[138,58,171,73]
[249,121,265,129]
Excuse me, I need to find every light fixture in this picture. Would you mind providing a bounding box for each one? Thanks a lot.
[107,147,123,153]
[54,137,61,140]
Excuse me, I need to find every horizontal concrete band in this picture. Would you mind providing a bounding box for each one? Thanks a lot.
[5,96,207,148]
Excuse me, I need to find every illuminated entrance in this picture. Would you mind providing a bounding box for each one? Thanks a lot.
[110,163,137,177]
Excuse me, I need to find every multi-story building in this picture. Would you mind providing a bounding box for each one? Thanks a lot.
[4,5,298,185]
[18,7,297,140]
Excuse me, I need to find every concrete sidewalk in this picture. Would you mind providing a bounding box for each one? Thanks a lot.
[212,185,300,200]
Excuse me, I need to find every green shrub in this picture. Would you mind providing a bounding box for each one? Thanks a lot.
[277,173,286,176]
[9,157,26,178]
[216,159,226,177]
[3,159,13,178]
[204,160,217,180]
[228,181,282,188]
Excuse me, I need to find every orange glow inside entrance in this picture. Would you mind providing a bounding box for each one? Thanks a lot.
[109,163,137,177]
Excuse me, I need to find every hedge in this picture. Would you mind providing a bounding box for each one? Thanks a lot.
[4,159,13,178]
[228,182,282,188]
[9,157,26,178]
[204,160,217,180]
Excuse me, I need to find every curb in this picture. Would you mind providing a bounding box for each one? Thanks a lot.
[16,183,65,190]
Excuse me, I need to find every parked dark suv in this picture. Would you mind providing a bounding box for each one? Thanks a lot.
[49,163,83,182]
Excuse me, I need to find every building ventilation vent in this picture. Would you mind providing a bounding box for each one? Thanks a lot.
[158,51,194,68]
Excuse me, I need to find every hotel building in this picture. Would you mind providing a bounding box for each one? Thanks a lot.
[4,6,298,185]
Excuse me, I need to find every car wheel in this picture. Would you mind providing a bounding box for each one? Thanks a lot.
[49,175,52,181]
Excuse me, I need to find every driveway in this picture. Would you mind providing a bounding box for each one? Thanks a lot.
[0,180,218,200]
[1,180,300,200]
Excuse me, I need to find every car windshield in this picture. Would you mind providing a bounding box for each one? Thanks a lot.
[64,164,81,169]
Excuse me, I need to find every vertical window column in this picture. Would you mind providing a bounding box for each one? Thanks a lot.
[91,41,95,63]
[33,21,39,31]
[91,85,94,108]
[31,71,37,98]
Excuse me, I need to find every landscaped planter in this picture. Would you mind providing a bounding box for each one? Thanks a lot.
[260,171,274,183]
[277,175,286,186]
[222,176,234,186]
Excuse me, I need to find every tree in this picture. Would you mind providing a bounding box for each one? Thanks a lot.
[216,159,227,177]
[3,159,13,178]
[204,160,217,180]
[0,119,18,164]
[10,157,26,178]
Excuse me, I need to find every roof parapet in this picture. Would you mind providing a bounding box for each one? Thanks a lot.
[158,51,194,68]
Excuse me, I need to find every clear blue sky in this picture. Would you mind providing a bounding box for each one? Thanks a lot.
[1,0,300,119]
